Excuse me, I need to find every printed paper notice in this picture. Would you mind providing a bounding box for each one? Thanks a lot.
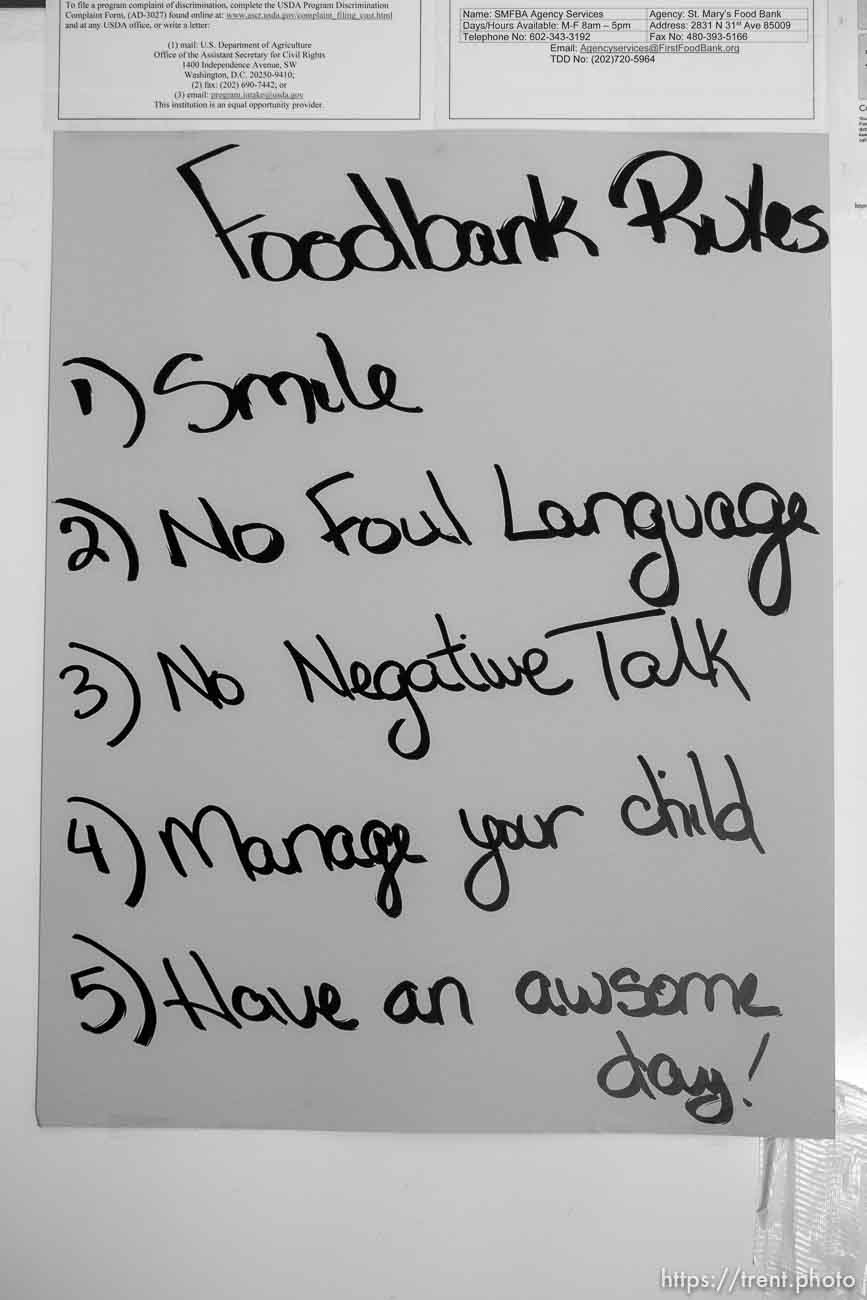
[39,131,833,1134]
[449,2,818,121]
[57,0,421,120]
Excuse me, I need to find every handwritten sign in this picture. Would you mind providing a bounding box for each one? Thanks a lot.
[38,131,833,1134]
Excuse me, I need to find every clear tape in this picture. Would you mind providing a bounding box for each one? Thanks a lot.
[755,1082,867,1294]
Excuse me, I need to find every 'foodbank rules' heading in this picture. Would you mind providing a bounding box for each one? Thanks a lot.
[176,143,830,284]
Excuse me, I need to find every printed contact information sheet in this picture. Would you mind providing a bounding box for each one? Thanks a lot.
[449,3,818,121]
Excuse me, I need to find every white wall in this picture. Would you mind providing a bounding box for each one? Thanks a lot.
[0,9,859,1298]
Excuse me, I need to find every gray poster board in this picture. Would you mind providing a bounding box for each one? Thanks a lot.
[39,131,833,1134]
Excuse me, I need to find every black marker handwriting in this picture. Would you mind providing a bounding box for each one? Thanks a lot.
[545,611,751,703]
[68,797,148,908]
[56,497,140,581]
[175,143,826,287]
[162,949,358,1033]
[383,976,473,1026]
[283,612,572,761]
[71,933,157,1044]
[609,150,828,255]
[307,469,471,556]
[496,464,817,616]
[66,797,424,917]
[596,1030,735,1124]
[459,802,584,912]
[160,497,285,569]
[69,934,358,1045]
[621,751,764,854]
[158,802,423,918]
[64,332,421,447]
[59,640,142,748]
[157,644,245,714]
[176,142,599,282]
[515,966,781,1019]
